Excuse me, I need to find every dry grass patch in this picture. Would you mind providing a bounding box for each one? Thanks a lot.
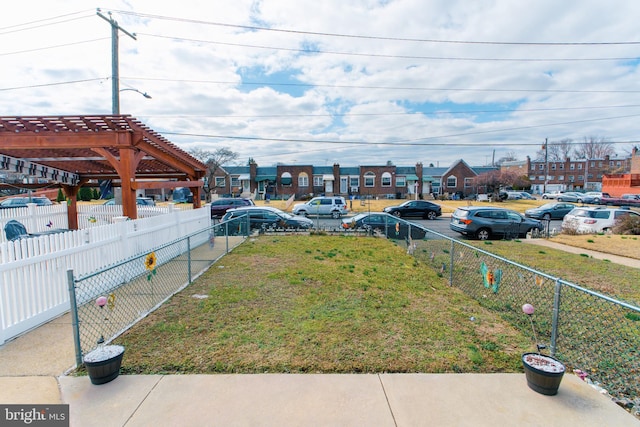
[115,235,530,374]
[549,234,640,260]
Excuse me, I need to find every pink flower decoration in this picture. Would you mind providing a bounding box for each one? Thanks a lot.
[96,296,108,308]
[522,303,535,315]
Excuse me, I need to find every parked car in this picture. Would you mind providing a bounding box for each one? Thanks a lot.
[382,200,441,220]
[292,196,348,218]
[524,203,576,220]
[556,192,583,202]
[210,197,255,218]
[518,192,537,200]
[506,191,523,200]
[541,191,565,200]
[220,206,313,232]
[450,206,543,240]
[0,196,53,208]
[577,192,610,204]
[103,197,156,206]
[341,212,428,240]
[561,207,640,234]
[598,194,640,207]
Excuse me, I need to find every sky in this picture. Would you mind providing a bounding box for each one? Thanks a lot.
[2,0,640,169]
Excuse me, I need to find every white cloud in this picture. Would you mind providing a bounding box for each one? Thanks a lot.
[2,0,640,168]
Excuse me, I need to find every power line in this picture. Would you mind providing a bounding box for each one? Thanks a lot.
[135,104,640,119]
[0,12,94,35]
[0,78,107,92]
[120,76,640,94]
[113,10,640,46]
[138,32,640,62]
[0,38,108,57]
[157,112,640,147]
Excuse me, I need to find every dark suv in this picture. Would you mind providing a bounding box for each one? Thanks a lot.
[210,197,255,218]
[220,206,313,232]
[450,206,543,240]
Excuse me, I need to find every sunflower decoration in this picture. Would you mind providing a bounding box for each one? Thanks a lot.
[88,216,97,223]
[145,252,157,281]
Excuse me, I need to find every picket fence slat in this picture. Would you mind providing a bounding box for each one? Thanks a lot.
[0,207,210,344]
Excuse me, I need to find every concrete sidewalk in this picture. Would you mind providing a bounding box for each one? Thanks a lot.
[1,372,638,426]
[1,237,639,426]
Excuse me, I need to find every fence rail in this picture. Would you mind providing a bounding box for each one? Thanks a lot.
[68,221,244,365]
[0,208,210,345]
[400,227,640,406]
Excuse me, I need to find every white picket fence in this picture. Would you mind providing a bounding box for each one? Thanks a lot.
[0,204,69,243]
[0,207,211,345]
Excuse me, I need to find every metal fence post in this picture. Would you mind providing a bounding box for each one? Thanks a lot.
[66,269,83,366]
[449,239,455,286]
[550,278,562,357]
[187,235,192,283]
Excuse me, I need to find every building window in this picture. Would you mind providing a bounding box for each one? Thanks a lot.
[349,177,360,188]
[570,164,575,170]
[578,175,584,181]
[590,161,595,167]
[364,172,375,187]
[215,177,225,187]
[231,177,240,187]
[538,175,545,180]
[598,162,603,167]
[539,164,544,170]
[464,177,474,188]
[298,172,309,187]
[551,164,556,170]
[313,175,323,186]
[597,173,603,178]
[381,172,392,187]
[569,175,575,182]
[446,176,457,188]
[558,175,564,181]
[529,175,536,181]
[616,161,621,167]
[578,164,583,170]
[395,176,406,187]
[588,173,593,179]
[559,164,564,170]
[281,172,292,186]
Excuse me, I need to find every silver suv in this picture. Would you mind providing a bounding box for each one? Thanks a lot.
[292,196,348,218]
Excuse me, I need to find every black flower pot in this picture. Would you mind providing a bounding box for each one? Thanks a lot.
[83,345,125,385]
[522,352,565,396]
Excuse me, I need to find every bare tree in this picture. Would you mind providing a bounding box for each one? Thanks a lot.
[496,151,518,165]
[188,147,239,201]
[535,138,573,161]
[573,136,615,159]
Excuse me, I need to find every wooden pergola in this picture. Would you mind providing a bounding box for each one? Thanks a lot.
[0,115,207,228]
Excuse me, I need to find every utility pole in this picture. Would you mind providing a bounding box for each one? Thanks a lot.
[543,138,548,194]
[97,9,137,114]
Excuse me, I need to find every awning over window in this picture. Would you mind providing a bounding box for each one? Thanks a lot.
[423,176,435,182]
[405,174,419,181]
[255,175,276,182]
[237,174,250,180]
[322,174,335,181]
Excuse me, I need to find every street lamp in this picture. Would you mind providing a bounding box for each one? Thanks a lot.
[120,88,152,99]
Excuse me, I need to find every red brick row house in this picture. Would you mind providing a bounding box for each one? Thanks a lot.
[210,160,497,200]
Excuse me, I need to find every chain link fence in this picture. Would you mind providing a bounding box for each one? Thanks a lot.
[68,223,245,365]
[68,216,639,406]
[403,229,640,406]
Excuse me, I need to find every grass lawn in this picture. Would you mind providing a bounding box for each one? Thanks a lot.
[115,235,532,374]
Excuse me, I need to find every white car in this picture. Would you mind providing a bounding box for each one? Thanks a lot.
[292,196,348,218]
[561,207,640,233]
